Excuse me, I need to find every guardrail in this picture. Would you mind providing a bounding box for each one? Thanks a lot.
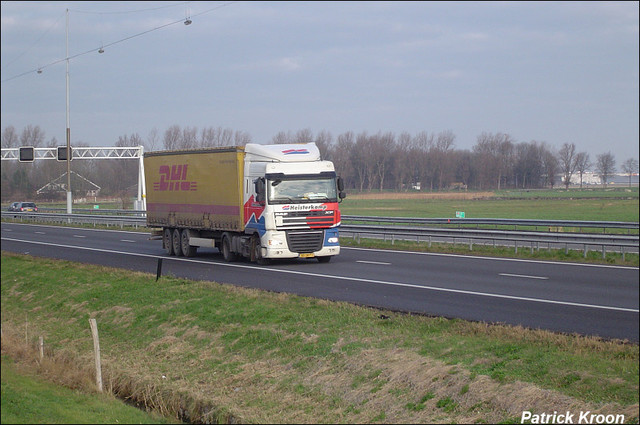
[2,211,638,259]
[343,215,639,232]
[36,208,640,232]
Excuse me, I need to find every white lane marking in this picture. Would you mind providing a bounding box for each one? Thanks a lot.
[357,260,391,265]
[4,223,638,271]
[343,246,639,270]
[499,273,548,280]
[120,239,136,243]
[35,231,46,234]
[2,237,638,314]
[73,235,86,238]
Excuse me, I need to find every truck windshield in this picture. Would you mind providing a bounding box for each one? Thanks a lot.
[268,177,337,204]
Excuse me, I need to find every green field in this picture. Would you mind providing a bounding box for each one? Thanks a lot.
[339,188,639,222]
[1,252,638,424]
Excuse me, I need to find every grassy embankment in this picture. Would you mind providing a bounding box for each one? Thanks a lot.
[1,355,174,424]
[1,251,638,424]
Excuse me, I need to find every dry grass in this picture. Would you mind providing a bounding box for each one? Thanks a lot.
[2,321,637,424]
[348,192,495,200]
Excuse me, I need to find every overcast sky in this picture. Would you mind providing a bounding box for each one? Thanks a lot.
[1,1,638,163]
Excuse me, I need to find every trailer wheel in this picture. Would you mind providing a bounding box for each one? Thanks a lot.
[221,235,237,262]
[181,229,197,257]
[163,228,174,256]
[173,228,183,256]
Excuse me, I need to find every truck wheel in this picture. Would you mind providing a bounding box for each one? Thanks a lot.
[181,229,197,257]
[250,235,270,265]
[173,228,183,256]
[221,235,237,262]
[163,228,174,256]
[317,256,332,263]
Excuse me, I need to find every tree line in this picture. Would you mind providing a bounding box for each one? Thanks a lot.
[1,124,638,202]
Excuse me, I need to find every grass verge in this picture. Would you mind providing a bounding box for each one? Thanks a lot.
[1,251,638,424]
[1,354,174,424]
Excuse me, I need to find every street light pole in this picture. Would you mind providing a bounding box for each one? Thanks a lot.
[66,8,72,214]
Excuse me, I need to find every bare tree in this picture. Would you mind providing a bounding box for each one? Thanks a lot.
[332,131,355,189]
[233,130,252,146]
[595,152,616,187]
[472,132,514,190]
[574,152,591,188]
[314,130,333,160]
[557,142,578,189]
[294,128,314,144]
[2,126,19,148]
[392,132,412,191]
[271,131,293,144]
[181,126,198,149]
[116,133,142,147]
[20,125,46,147]
[146,128,160,151]
[543,147,559,188]
[621,158,639,187]
[163,125,182,150]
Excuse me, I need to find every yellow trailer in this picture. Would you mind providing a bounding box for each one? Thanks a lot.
[144,147,245,232]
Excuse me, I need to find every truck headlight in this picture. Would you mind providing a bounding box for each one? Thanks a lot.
[268,239,284,246]
[328,237,339,244]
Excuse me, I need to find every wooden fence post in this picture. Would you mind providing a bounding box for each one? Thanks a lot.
[89,318,103,392]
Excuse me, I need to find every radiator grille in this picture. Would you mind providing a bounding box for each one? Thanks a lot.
[286,230,324,253]
[276,210,335,229]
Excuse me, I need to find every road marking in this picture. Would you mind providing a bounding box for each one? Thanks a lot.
[499,273,548,280]
[357,260,391,265]
[2,237,638,314]
[344,246,639,270]
[120,239,136,243]
[35,231,45,234]
[73,235,86,238]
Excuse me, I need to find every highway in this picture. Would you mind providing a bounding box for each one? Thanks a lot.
[2,222,638,342]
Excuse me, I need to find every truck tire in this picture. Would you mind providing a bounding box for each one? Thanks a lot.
[173,228,183,256]
[317,256,332,263]
[163,228,174,256]
[221,235,237,262]
[250,234,270,265]
[181,229,197,257]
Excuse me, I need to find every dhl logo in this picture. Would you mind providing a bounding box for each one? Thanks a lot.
[153,164,197,191]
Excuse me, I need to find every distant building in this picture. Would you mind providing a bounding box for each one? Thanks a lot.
[566,172,639,186]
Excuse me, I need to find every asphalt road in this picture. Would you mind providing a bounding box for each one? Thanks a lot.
[2,222,638,342]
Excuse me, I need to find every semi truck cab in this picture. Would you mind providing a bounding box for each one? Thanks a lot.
[242,143,345,263]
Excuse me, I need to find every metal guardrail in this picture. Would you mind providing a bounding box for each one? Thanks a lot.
[343,215,640,232]
[36,208,640,231]
[2,211,638,258]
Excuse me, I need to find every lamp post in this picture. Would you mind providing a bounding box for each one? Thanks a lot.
[65,8,72,214]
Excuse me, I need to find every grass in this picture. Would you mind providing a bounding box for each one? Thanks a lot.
[1,355,174,424]
[1,251,638,424]
[340,195,639,222]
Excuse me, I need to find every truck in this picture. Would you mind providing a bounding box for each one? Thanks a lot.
[143,143,346,264]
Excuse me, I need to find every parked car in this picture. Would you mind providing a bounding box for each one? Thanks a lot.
[7,202,38,212]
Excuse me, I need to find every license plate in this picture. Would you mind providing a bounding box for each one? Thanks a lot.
[299,253,315,258]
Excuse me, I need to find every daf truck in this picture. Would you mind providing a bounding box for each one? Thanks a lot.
[144,143,345,263]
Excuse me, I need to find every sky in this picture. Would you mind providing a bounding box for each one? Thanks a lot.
[1,1,639,163]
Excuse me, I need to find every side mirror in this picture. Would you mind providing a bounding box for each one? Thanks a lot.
[337,176,345,192]
[254,178,266,204]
